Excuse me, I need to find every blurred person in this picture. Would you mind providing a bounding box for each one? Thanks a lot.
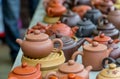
[0,0,20,62]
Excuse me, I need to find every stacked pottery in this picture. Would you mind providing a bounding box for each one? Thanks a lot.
[8,62,42,79]
[76,18,96,37]
[16,29,66,78]
[93,16,119,39]
[44,0,66,24]
[72,42,113,71]
[45,60,92,79]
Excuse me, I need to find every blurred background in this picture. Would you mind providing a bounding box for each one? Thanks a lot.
[0,0,39,79]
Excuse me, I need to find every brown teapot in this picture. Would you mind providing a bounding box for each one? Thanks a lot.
[16,30,63,58]
[72,5,92,18]
[8,62,42,79]
[45,60,92,79]
[72,42,113,71]
[45,73,85,79]
[46,0,66,17]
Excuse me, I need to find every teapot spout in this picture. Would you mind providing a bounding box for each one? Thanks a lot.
[85,38,93,43]
[85,66,92,72]
[76,38,85,49]
[16,39,23,46]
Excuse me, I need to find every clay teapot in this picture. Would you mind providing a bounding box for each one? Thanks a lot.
[114,0,120,10]
[16,30,63,58]
[85,33,112,45]
[97,0,114,14]
[54,36,85,62]
[45,60,92,79]
[83,7,102,25]
[8,62,42,79]
[102,57,120,67]
[76,18,96,37]
[46,0,66,17]
[93,16,120,39]
[45,73,85,79]
[60,10,81,27]
[72,5,92,18]
[96,63,120,79]
[72,42,113,71]
[107,40,120,59]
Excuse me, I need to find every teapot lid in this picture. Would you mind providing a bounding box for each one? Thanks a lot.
[87,7,101,13]
[26,30,49,42]
[62,10,77,17]
[59,60,84,73]
[99,63,120,78]
[12,62,37,75]
[109,10,120,16]
[83,42,107,52]
[93,33,111,42]
[77,18,93,26]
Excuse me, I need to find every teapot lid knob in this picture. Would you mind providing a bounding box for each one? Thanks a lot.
[68,60,75,65]
[22,62,28,68]
[34,30,41,35]
[92,42,99,47]
[109,63,117,69]
[68,74,76,79]
[100,33,105,38]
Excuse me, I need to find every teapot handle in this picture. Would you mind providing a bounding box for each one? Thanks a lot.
[52,38,63,53]
[45,71,58,79]
[71,50,83,61]
[102,57,116,68]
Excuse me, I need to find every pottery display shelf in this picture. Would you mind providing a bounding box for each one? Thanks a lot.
[12,0,120,79]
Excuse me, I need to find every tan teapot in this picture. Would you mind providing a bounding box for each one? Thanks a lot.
[45,60,92,79]
[16,30,63,58]
[8,62,42,79]
[72,42,113,71]
[97,63,120,79]
[46,0,66,17]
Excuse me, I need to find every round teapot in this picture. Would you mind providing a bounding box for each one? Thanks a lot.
[93,16,120,39]
[85,33,112,44]
[97,0,114,14]
[45,60,92,79]
[45,73,85,79]
[107,40,120,59]
[102,57,120,67]
[60,10,81,27]
[96,63,120,79]
[8,62,42,79]
[46,0,66,17]
[16,30,63,58]
[54,36,85,62]
[72,5,92,18]
[72,42,113,71]
[105,9,120,30]
[76,18,96,37]
[83,7,102,25]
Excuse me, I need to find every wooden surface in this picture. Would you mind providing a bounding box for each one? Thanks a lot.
[12,0,99,79]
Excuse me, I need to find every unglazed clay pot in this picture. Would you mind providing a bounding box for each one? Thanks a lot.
[45,73,85,79]
[83,7,102,25]
[8,62,42,79]
[107,40,120,59]
[45,60,92,79]
[27,22,78,38]
[72,42,113,71]
[97,0,114,14]
[60,10,81,27]
[85,33,112,45]
[72,5,92,18]
[93,16,120,39]
[76,18,96,37]
[102,57,120,67]
[46,0,66,17]
[96,63,120,79]
[16,30,63,58]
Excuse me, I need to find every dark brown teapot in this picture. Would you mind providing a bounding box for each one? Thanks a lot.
[76,18,96,37]
[93,16,120,39]
[60,10,81,27]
